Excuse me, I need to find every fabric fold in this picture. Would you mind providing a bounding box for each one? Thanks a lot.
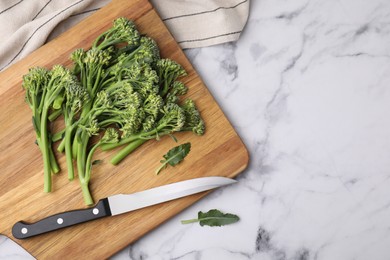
[0,0,250,70]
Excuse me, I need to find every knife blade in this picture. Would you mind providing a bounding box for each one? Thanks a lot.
[12,176,236,239]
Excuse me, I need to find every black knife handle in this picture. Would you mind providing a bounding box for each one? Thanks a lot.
[12,198,111,239]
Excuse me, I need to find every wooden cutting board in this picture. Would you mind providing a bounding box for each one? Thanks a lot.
[0,0,249,258]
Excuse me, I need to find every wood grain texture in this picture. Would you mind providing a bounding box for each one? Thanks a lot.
[0,0,249,258]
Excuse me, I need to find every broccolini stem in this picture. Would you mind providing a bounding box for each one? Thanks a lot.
[36,136,59,175]
[80,180,94,206]
[35,137,58,176]
[72,132,79,159]
[100,135,139,151]
[93,34,118,51]
[74,100,93,158]
[49,148,60,174]
[92,67,103,96]
[65,124,76,180]
[100,127,162,151]
[100,77,115,89]
[92,32,108,49]
[48,108,62,122]
[52,129,65,143]
[57,137,66,152]
[110,139,147,165]
[81,65,87,90]
[76,133,88,180]
[92,34,103,49]
[37,87,48,114]
[87,74,93,95]
[80,100,93,120]
[85,141,101,183]
[97,118,120,128]
[40,107,52,192]
[77,131,94,205]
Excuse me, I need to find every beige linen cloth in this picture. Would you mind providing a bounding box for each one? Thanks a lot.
[0,0,250,71]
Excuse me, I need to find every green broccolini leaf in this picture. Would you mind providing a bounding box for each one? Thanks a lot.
[155,142,191,174]
[181,209,240,226]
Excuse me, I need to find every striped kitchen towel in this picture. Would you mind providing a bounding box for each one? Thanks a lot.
[0,0,250,71]
[152,0,250,49]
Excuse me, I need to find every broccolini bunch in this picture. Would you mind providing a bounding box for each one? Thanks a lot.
[22,65,78,192]
[22,17,205,206]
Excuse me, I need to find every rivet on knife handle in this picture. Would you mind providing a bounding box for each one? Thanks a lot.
[12,199,111,239]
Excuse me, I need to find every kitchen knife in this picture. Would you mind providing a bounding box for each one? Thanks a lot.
[12,176,236,239]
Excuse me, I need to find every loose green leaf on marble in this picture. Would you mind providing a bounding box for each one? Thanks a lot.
[181,209,240,227]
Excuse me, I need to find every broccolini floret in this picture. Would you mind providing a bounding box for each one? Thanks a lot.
[93,17,140,50]
[156,59,187,97]
[181,99,206,135]
[114,36,160,68]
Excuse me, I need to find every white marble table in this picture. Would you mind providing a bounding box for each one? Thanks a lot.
[2,0,390,259]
